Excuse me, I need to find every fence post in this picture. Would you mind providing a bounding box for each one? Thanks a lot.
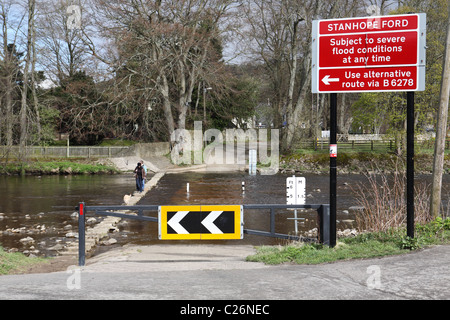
[78,202,86,266]
[270,208,275,235]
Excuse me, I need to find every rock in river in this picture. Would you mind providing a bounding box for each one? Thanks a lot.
[19,236,35,245]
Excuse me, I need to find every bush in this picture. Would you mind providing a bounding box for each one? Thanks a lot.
[350,161,433,233]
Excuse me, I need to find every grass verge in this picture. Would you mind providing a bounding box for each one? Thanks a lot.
[0,246,47,275]
[246,217,450,265]
[0,160,120,175]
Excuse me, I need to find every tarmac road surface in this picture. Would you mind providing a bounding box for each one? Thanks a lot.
[0,244,449,301]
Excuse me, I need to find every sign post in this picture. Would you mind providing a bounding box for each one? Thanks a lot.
[407,92,415,238]
[330,94,337,247]
[312,13,426,246]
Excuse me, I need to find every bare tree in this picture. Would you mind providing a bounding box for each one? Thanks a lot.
[89,0,233,138]
[19,0,35,157]
[0,0,25,147]
[430,3,450,218]
[1,0,41,152]
[239,0,364,151]
[36,0,88,85]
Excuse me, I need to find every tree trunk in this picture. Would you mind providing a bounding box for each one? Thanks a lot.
[430,6,450,218]
[20,0,35,157]
[31,1,40,140]
[2,7,13,147]
[161,75,175,135]
[5,78,13,147]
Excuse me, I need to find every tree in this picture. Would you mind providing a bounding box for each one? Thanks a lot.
[88,0,233,143]
[239,0,365,151]
[19,0,36,159]
[430,2,450,218]
[49,71,114,145]
[350,93,389,134]
[0,0,25,147]
[201,72,259,130]
[36,0,90,85]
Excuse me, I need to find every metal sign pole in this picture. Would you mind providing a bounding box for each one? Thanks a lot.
[407,92,415,238]
[330,93,337,247]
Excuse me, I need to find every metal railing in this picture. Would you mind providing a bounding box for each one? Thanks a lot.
[77,203,330,266]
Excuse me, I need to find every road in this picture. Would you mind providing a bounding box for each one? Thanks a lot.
[0,244,449,302]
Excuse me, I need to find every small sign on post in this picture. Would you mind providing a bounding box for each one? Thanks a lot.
[286,176,306,205]
[330,144,337,158]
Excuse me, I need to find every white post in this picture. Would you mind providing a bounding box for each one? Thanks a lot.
[249,149,257,175]
[294,209,298,234]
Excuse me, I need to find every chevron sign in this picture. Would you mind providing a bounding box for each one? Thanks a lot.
[158,205,243,240]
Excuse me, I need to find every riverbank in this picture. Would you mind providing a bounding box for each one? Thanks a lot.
[0,245,47,275]
[0,159,120,175]
[1,151,448,176]
[280,152,450,175]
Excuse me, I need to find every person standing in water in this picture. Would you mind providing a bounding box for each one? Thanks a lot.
[134,162,146,192]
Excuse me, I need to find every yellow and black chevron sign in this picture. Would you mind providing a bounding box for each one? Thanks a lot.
[158,205,243,240]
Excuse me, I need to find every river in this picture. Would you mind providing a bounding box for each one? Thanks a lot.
[0,172,448,257]
[0,174,134,256]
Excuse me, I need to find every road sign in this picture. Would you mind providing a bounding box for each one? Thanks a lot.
[158,205,243,240]
[312,13,426,93]
[286,176,306,205]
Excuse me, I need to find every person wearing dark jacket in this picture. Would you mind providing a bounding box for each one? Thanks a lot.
[134,162,146,192]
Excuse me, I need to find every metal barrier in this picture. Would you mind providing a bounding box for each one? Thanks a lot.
[77,203,330,266]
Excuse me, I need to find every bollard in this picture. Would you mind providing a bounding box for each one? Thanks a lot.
[78,202,86,266]
[187,183,190,193]
[242,181,245,193]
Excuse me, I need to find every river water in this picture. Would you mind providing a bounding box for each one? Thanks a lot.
[0,174,134,256]
[0,172,449,256]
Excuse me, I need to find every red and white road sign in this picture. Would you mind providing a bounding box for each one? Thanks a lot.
[312,14,426,93]
[319,66,418,92]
